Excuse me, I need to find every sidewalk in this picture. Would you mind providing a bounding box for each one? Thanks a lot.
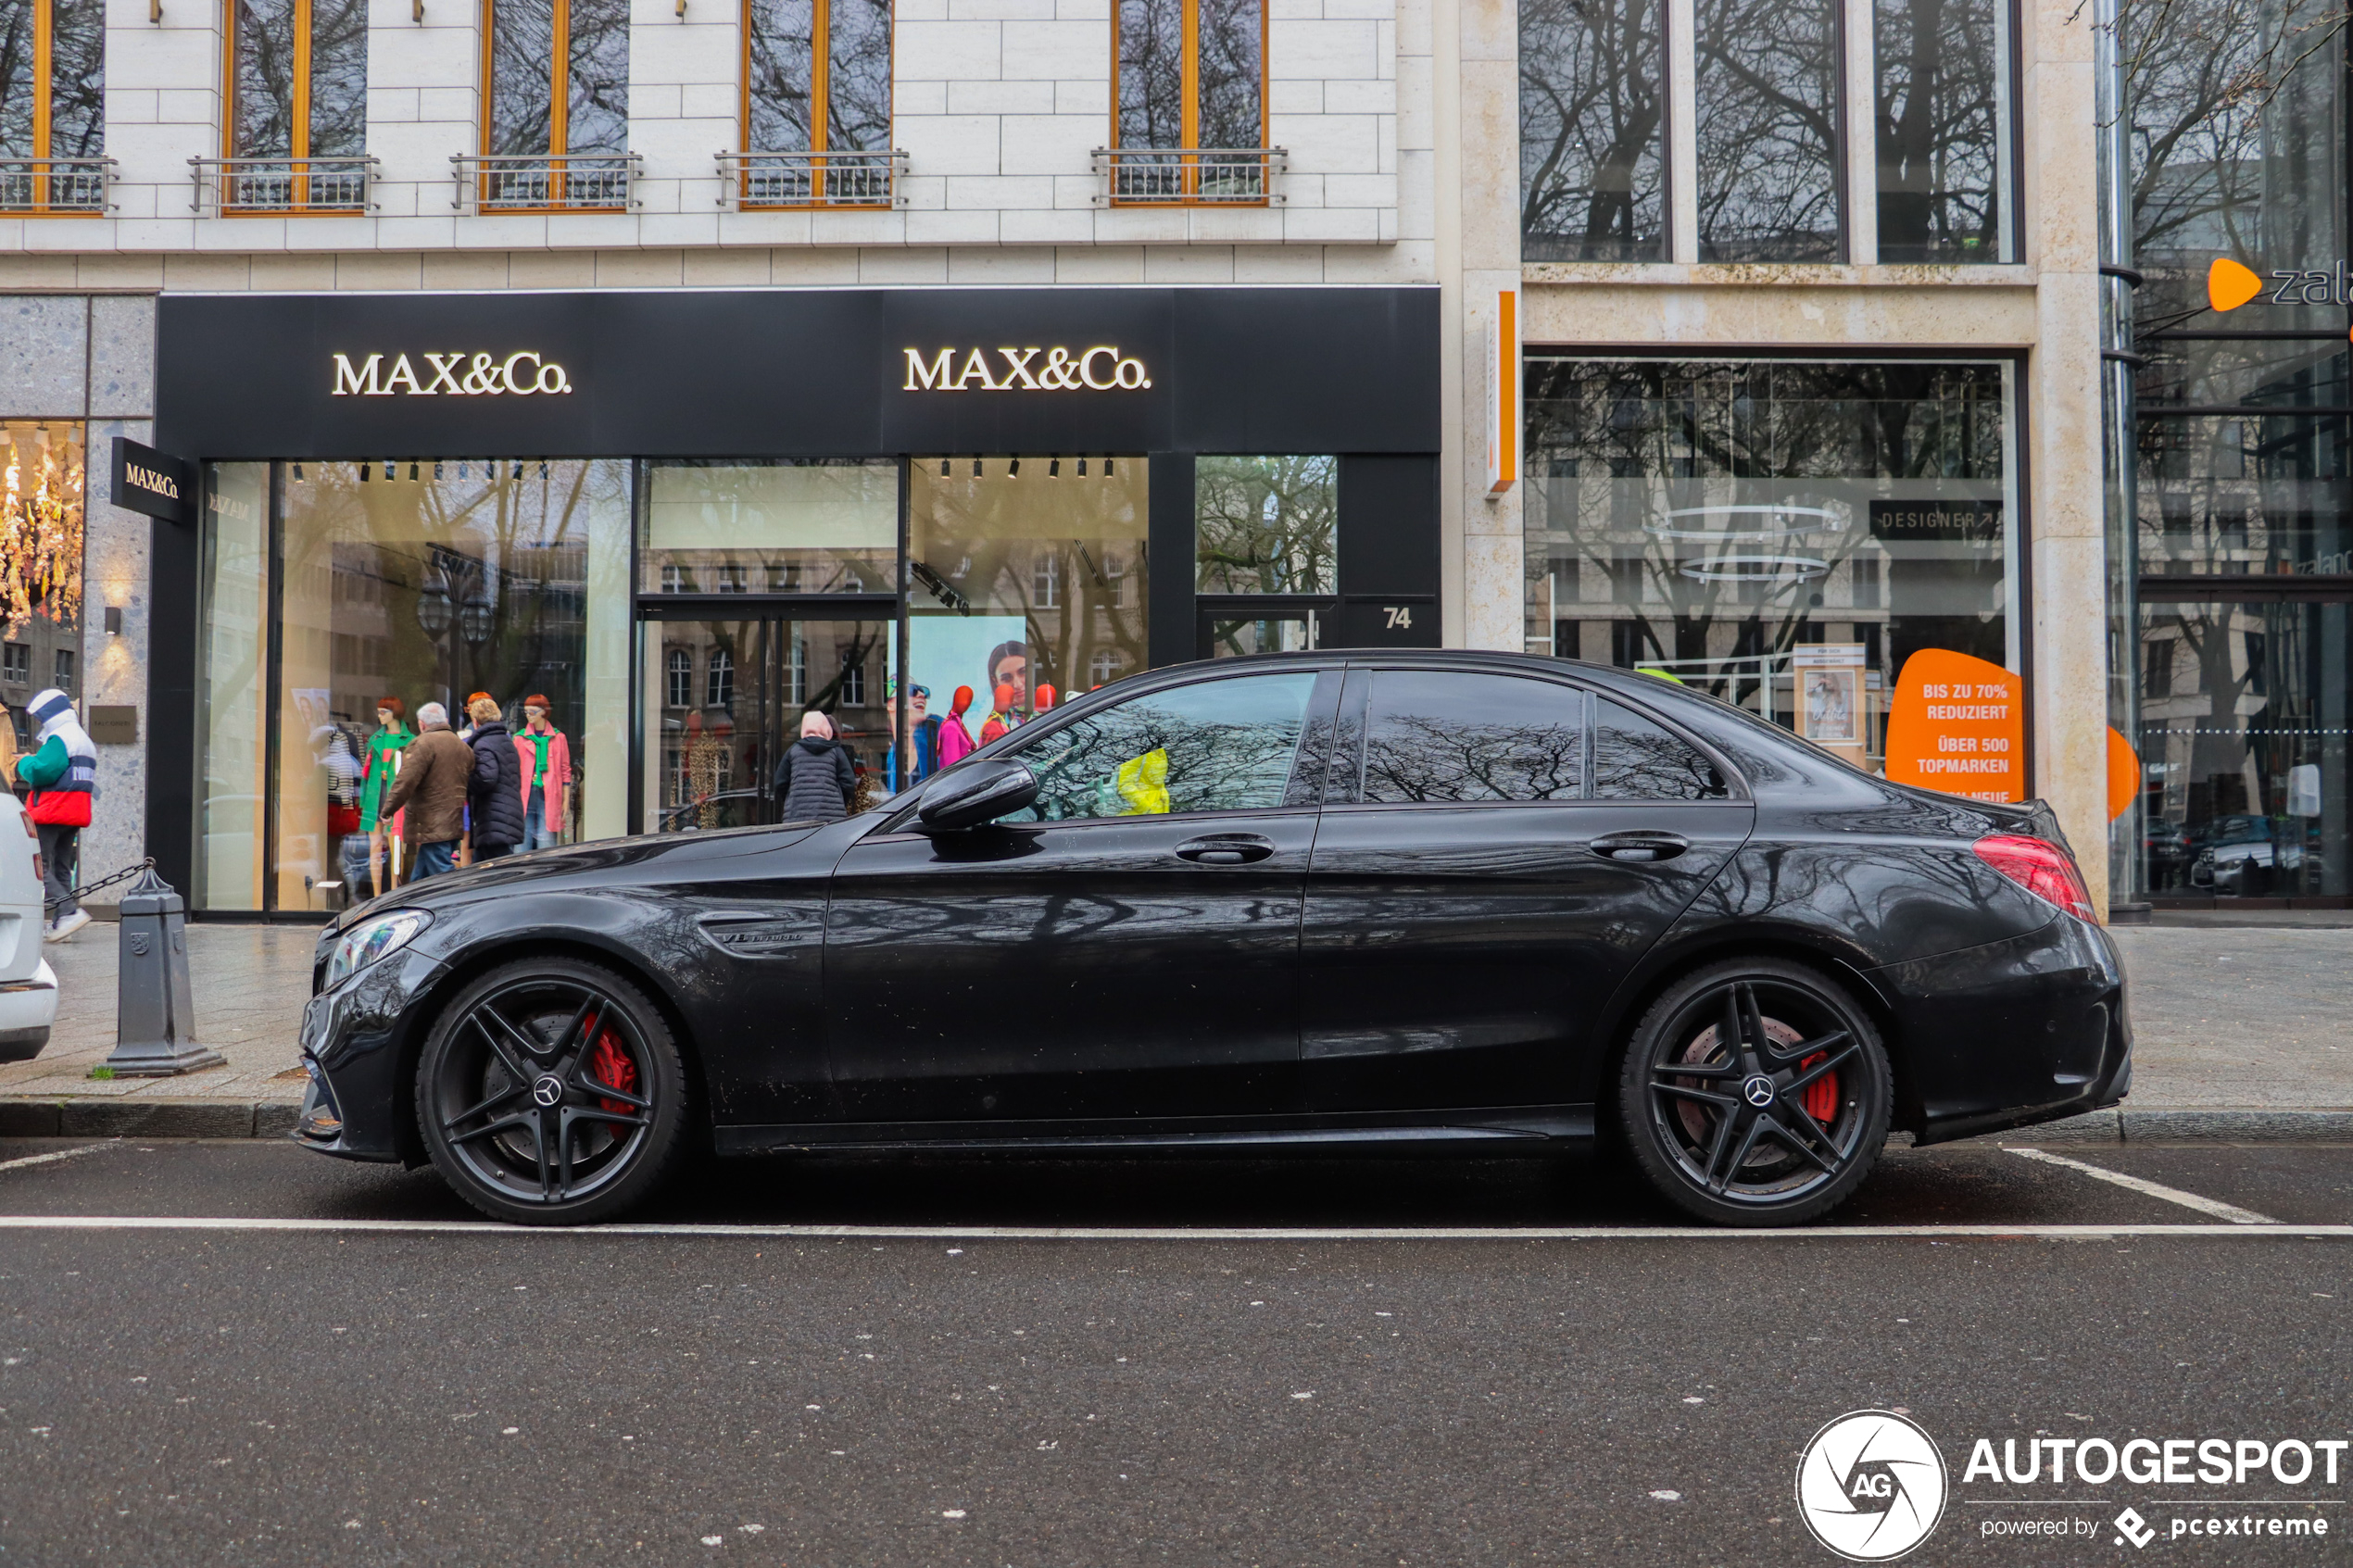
[0,922,2345,1138]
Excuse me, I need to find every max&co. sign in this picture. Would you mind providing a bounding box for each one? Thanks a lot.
[330,351,574,397]
[110,437,194,526]
[901,345,1153,392]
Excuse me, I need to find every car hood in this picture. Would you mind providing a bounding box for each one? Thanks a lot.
[325,823,829,935]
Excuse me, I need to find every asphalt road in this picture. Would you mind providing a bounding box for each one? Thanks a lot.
[1,1138,2349,1566]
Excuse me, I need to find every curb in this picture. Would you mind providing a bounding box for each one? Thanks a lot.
[0,1098,302,1140]
[3,1098,2351,1145]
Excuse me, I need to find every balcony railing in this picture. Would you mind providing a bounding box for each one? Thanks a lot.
[450,152,641,213]
[0,157,114,214]
[189,156,377,215]
[1092,146,1286,207]
[718,149,908,210]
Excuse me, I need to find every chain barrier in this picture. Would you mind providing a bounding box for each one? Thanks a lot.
[44,857,159,916]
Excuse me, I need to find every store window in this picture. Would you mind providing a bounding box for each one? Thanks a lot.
[1524,358,2019,780]
[197,459,633,913]
[1113,0,1268,200]
[908,456,1149,741]
[0,0,103,207]
[226,0,368,185]
[1696,0,1843,260]
[1873,0,2011,262]
[1518,0,1667,262]
[1195,456,1337,595]
[0,421,84,725]
[484,0,628,190]
[743,0,891,186]
[642,460,896,596]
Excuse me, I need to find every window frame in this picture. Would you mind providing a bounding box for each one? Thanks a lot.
[477,0,630,204]
[736,0,898,209]
[1107,0,1273,204]
[1323,663,1751,809]
[4,0,105,217]
[220,0,355,178]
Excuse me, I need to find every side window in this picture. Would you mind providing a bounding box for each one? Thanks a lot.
[1594,699,1730,800]
[1359,671,1585,804]
[1011,672,1319,822]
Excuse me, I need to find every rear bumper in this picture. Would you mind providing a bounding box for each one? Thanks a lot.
[1869,916,2132,1148]
[0,961,59,1061]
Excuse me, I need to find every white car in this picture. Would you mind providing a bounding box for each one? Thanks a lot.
[0,792,58,1061]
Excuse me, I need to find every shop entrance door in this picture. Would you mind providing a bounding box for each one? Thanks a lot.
[638,610,895,833]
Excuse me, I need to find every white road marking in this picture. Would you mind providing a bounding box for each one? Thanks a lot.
[2005,1147,2275,1224]
[0,1144,107,1176]
[0,1215,2340,1240]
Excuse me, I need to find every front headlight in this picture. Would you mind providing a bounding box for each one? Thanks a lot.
[324,909,432,990]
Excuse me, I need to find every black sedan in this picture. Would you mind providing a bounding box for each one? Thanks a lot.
[296,651,2130,1227]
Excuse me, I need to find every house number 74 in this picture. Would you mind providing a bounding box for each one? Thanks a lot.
[1384,606,1414,629]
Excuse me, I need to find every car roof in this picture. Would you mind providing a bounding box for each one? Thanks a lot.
[1143,647,1673,696]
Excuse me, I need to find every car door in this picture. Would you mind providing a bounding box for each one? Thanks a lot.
[822,666,1343,1127]
[1298,668,1754,1115]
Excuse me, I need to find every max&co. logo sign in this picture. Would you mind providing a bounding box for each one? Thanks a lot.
[902,345,1152,393]
[330,351,574,397]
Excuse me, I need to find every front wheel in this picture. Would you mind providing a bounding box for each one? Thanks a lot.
[1617,959,1891,1227]
[416,959,689,1225]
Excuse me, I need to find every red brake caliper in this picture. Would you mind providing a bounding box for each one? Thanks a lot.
[587,1021,639,1116]
[1798,1052,1837,1123]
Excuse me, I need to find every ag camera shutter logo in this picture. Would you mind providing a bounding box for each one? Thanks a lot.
[1796,1410,1948,1561]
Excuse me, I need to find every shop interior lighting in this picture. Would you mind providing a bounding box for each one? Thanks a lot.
[1049,457,1061,478]
[434,461,445,480]
[291,462,304,481]
[1008,458,1020,477]
[940,458,951,477]
[539,460,548,478]
[384,460,396,480]
[1104,458,1115,477]
[359,463,370,482]
[1646,504,1844,542]
[1676,554,1831,584]
[1077,458,1088,476]
[409,461,420,481]
[972,458,983,477]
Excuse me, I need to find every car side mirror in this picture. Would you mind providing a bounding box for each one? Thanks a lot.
[917,759,1038,832]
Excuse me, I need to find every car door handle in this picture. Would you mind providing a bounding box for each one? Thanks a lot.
[1589,831,1691,863]
[1174,834,1277,865]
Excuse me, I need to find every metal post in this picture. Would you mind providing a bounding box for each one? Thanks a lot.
[103,866,225,1076]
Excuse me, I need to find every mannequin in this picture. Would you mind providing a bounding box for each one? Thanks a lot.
[512,693,572,850]
[936,684,977,768]
[360,697,413,897]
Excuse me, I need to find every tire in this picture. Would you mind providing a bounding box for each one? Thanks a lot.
[1616,958,1891,1227]
[416,958,689,1225]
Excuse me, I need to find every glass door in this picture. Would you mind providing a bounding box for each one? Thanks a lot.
[640,613,894,832]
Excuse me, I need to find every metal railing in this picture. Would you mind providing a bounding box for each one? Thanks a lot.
[189,156,377,215]
[1092,146,1286,206]
[0,157,114,214]
[449,152,641,212]
[719,149,908,209]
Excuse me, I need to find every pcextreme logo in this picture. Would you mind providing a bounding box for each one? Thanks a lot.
[2207,256,2349,311]
[1797,1411,1950,1562]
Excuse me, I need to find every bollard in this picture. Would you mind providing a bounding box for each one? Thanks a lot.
[103,867,226,1077]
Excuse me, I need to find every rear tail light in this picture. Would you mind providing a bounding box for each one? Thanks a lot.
[1973,834,2096,922]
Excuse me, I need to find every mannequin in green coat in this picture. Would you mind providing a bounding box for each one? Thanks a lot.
[360,697,414,897]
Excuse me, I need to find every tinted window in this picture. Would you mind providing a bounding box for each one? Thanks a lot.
[1012,672,1317,822]
[1594,699,1730,799]
[1360,672,1586,803]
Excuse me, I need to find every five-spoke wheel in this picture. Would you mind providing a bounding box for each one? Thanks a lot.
[417,959,687,1224]
[1617,959,1890,1226]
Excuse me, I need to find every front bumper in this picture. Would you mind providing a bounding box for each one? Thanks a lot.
[1870,915,2132,1147]
[292,947,447,1163]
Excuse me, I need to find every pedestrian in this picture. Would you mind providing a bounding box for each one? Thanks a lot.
[510,694,571,850]
[377,701,472,879]
[773,709,856,822]
[19,689,96,941]
[465,696,525,860]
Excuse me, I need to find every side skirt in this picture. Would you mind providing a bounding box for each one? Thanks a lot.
[713,1108,1595,1159]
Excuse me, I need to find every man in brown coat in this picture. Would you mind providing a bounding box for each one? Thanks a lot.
[378,702,473,879]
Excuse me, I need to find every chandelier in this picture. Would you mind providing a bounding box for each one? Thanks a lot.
[0,426,83,636]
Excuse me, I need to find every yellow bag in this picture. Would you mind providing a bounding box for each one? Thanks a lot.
[1114,747,1170,816]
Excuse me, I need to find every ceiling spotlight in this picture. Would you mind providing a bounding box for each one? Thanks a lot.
[538,460,548,478]
[359,463,370,483]
[1104,458,1116,478]
[434,461,445,480]
[972,457,983,477]
[940,458,951,477]
[1076,457,1088,477]
[459,462,469,478]
[1049,456,1061,478]
[409,461,419,481]
[384,460,396,480]
[291,462,304,481]
[1009,457,1021,478]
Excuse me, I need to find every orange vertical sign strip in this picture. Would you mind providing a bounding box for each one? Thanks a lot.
[1883,648,2025,804]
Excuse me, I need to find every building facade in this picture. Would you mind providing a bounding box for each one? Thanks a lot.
[2,0,2333,917]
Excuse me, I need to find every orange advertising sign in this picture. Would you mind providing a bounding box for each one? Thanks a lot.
[1884,648,2023,803]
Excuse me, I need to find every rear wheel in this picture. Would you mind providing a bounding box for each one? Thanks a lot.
[1617,959,1890,1227]
[416,959,688,1225]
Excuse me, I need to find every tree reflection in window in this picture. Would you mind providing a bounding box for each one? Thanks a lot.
[231,0,368,160]
[1594,699,1729,798]
[487,0,627,158]
[747,0,890,154]
[1012,672,1315,821]
[2,0,104,160]
[1519,0,1667,261]
[1694,0,1842,260]
[1875,0,2008,261]
[1360,672,1586,803]
[1195,456,1338,594]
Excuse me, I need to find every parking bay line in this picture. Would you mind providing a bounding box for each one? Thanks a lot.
[0,1216,2343,1240]
[2006,1147,2276,1224]
[0,1144,108,1177]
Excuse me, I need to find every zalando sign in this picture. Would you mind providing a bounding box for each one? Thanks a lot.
[331,351,574,397]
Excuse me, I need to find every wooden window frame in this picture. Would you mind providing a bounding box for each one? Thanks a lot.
[8,0,104,218]
[1106,0,1272,207]
[736,0,898,210]
[473,0,632,212]
[219,0,346,214]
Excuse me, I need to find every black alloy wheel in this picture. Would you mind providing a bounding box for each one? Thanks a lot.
[1617,958,1891,1226]
[417,959,688,1225]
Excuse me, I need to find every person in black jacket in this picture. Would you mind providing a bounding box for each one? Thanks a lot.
[464,696,526,859]
[774,709,856,823]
